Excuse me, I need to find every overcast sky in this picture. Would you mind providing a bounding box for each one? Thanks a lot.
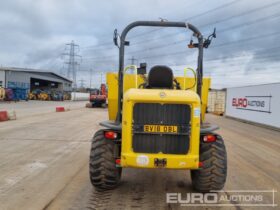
[0,0,279,88]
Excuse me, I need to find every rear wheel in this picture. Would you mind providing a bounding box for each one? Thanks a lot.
[191,135,227,192]
[89,130,121,190]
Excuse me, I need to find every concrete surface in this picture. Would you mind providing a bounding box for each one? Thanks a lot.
[0,101,86,119]
[0,104,279,210]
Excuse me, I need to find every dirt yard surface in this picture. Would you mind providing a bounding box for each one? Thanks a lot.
[0,104,279,210]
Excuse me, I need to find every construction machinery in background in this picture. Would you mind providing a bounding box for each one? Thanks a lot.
[0,88,15,101]
[86,84,107,108]
[1,87,67,102]
[38,91,50,101]
[0,87,5,101]
[28,89,70,101]
[28,91,37,100]
[63,92,71,100]
[4,89,14,101]
[89,21,227,192]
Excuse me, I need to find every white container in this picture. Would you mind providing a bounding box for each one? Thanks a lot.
[208,89,226,115]
[225,83,280,129]
[71,92,90,101]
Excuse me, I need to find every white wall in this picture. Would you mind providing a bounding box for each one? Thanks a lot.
[0,70,5,87]
[225,83,280,128]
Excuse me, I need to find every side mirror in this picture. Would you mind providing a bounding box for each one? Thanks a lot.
[204,28,216,48]
[137,63,147,74]
[113,29,120,48]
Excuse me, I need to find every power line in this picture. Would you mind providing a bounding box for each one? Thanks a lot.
[212,31,280,48]
[62,40,82,87]
[79,79,86,88]
[128,56,138,65]
[215,13,280,33]
[169,64,280,78]
[80,43,280,65]
[81,43,280,72]
[139,31,280,60]
[170,53,280,68]
[127,0,242,39]
[147,53,280,71]
[83,14,280,61]
[129,1,280,46]
[81,0,242,50]
[42,55,61,71]
[79,53,280,80]
[89,68,93,88]
[129,11,280,54]
[79,11,280,72]
[147,45,280,63]
[81,0,279,52]
[127,12,280,53]
[199,1,280,29]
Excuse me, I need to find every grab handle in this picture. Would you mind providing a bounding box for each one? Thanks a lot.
[183,67,197,90]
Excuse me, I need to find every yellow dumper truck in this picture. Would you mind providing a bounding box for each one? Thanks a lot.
[89,21,227,192]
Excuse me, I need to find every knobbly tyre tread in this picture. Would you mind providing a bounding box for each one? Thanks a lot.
[89,130,121,190]
[191,135,227,192]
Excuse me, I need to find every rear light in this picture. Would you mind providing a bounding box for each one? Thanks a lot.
[104,131,118,139]
[203,134,217,143]
[198,162,203,168]
[115,159,121,165]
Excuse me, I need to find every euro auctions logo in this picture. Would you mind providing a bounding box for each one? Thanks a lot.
[232,97,248,108]
[231,95,272,113]
[166,190,278,207]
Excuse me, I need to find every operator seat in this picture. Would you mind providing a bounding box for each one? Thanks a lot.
[147,65,174,89]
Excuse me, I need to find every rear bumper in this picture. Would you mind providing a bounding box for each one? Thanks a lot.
[121,153,199,169]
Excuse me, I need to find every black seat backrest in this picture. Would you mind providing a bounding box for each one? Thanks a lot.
[148,65,174,89]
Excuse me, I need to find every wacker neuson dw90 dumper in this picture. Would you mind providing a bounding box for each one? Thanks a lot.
[89,20,227,192]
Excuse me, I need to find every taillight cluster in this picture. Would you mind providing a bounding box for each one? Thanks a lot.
[203,134,217,143]
[104,131,118,139]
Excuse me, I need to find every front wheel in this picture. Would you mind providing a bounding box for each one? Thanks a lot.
[89,130,122,190]
[191,135,227,192]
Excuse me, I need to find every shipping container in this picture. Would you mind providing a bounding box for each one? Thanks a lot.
[208,89,226,115]
[225,83,280,129]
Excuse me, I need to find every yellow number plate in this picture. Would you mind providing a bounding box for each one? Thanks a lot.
[143,125,178,133]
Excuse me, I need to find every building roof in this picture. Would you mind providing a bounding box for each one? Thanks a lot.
[0,67,72,83]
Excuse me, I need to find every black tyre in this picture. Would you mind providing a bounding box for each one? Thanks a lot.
[191,135,227,192]
[89,130,122,190]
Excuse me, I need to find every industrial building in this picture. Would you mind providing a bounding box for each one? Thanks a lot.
[0,67,72,94]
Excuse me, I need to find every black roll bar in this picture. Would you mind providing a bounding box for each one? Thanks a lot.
[116,21,204,123]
